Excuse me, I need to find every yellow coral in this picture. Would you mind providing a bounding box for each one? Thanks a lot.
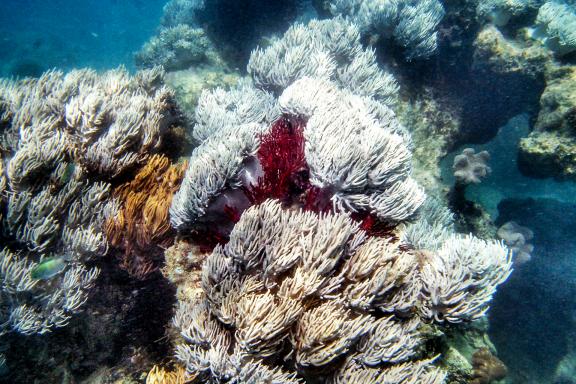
[105,154,187,278]
[146,365,192,384]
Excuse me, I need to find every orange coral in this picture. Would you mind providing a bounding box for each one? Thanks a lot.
[105,154,187,278]
[146,364,193,384]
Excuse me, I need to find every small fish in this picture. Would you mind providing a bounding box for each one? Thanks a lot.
[30,257,68,280]
[91,32,99,38]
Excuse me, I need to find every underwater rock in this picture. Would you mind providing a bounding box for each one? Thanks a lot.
[461,25,548,143]
[163,67,241,115]
[475,0,542,27]
[395,88,461,195]
[519,65,576,180]
[470,348,507,384]
[439,318,503,383]
[162,239,207,303]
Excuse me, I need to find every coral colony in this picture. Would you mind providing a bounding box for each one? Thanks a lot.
[0,67,178,335]
[0,2,529,382]
[166,19,512,382]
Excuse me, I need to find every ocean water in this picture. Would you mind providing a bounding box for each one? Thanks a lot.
[1,0,576,383]
[0,0,166,76]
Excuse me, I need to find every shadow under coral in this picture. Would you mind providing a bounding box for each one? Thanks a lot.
[2,257,176,383]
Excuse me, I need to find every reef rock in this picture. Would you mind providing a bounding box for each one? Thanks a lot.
[462,25,549,142]
[470,348,507,384]
[519,65,576,180]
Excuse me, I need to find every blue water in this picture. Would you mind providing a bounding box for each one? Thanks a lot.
[441,115,576,382]
[0,0,166,76]
[441,114,576,219]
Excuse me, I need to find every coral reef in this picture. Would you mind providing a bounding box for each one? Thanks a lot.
[165,15,513,383]
[170,18,419,236]
[476,0,543,27]
[497,221,534,264]
[0,67,180,335]
[0,3,542,381]
[247,17,399,100]
[160,0,205,28]
[135,25,220,71]
[328,0,446,60]
[531,1,576,56]
[171,200,510,382]
[140,0,305,68]
[163,67,241,114]
[105,154,188,278]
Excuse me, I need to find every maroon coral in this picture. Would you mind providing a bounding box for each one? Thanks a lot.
[247,116,309,204]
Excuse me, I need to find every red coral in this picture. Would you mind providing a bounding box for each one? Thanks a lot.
[302,185,333,213]
[195,116,401,250]
[355,212,399,241]
[247,116,309,205]
[189,229,229,253]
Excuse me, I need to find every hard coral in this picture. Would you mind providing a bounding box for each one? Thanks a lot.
[105,154,187,279]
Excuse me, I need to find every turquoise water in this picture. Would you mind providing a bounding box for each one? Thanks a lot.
[0,0,166,76]
[1,0,576,383]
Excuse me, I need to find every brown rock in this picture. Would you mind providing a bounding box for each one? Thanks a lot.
[471,348,508,384]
